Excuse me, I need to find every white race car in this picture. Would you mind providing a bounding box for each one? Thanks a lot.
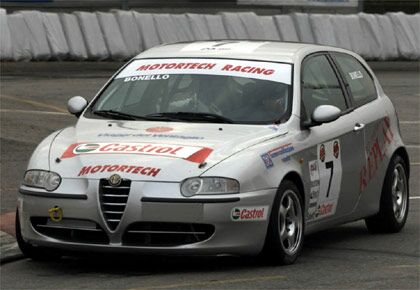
[17,41,410,264]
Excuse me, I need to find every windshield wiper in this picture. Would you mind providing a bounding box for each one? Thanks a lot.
[92,110,171,121]
[146,112,235,124]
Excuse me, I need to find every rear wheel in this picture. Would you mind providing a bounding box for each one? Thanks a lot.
[15,209,62,261]
[365,155,409,233]
[262,180,304,265]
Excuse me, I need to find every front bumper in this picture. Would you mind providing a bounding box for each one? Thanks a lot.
[18,180,277,256]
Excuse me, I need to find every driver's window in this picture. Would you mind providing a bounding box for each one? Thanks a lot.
[301,55,347,121]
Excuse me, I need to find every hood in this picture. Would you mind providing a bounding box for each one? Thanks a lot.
[49,118,288,182]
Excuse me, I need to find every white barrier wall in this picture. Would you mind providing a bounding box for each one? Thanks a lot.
[20,10,51,60]
[60,13,88,60]
[1,9,419,61]
[8,13,32,61]
[97,12,130,60]
[133,12,160,50]
[292,13,315,43]
[0,9,13,60]
[75,11,108,60]
[112,10,142,55]
[388,12,419,60]
[186,13,211,40]
[260,16,281,41]
[43,12,69,60]
[274,15,299,41]
[172,14,194,42]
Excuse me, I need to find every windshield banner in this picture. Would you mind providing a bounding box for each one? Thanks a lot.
[116,58,292,85]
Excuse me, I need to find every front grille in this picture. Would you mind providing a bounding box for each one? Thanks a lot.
[122,222,215,247]
[99,178,131,231]
[31,217,109,244]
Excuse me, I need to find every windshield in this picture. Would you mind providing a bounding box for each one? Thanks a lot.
[88,58,293,124]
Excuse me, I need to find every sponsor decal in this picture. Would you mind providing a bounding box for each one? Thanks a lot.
[267,125,280,132]
[309,160,319,182]
[75,143,100,153]
[61,142,212,164]
[97,133,204,140]
[310,184,320,202]
[319,144,325,162]
[333,140,340,159]
[349,70,363,80]
[181,41,267,53]
[220,64,274,76]
[231,206,269,222]
[48,206,63,222]
[260,153,274,169]
[268,143,294,158]
[137,62,216,71]
[308,206,317,219]
[124,74,169,82]
[78,164,161,177]
[261,143,295,168]
[282,156,291,162]
[146,127,173,133]
[231,208,241,220]
[316,202,335,218]
[359,117,394,192]
[116,58,292,84]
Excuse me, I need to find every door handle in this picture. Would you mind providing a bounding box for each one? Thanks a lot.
[353,122,365,132]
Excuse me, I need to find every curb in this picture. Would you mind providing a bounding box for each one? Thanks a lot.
[0,253,24,265]
[0,231,23,264]
[0,212,24,264]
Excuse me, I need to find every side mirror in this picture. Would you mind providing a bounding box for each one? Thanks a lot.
[67,96,88,118]
[304,105,341,128]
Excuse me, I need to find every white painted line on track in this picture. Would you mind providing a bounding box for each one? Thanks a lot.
[409,196,420,200]
[2,95,67,113]
[400,121,420,124]
[0,109,68,116]
[410,163,420,166]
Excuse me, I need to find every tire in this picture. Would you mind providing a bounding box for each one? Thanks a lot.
[15,209,62,261]
[262,180,304,265]
[365,155,409,233]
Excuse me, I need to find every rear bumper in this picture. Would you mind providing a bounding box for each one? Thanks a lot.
[18,181,277,256]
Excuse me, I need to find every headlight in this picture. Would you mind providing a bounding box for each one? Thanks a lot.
[23,170,61,191]
[180,177,239,197]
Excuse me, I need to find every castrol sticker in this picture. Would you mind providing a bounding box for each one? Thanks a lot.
[117,58,292,84]
[231,206,269,222]
[61,142,213,164]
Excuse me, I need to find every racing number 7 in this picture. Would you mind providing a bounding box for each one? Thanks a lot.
[325,161,334,198]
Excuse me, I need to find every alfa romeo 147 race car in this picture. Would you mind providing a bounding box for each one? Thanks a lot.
[17,41,410,264]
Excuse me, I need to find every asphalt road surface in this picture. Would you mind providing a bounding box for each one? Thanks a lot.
[0,62,419,289]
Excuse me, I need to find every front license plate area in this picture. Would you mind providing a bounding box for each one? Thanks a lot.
[141,202,203,222]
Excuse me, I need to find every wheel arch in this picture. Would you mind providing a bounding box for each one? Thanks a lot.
[282,171,305,205]
[392,146,410,178]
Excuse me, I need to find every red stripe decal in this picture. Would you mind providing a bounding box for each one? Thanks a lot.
[60,143,79,159]
[185,147,213,163]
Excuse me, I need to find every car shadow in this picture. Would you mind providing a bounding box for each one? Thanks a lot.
[28,222,374,275]
[304,222,371,248]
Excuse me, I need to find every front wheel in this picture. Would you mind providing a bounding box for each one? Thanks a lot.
[365,155,409,233]
[262,180,304,265]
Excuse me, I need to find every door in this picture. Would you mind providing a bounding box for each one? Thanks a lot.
[331,52,389,208]
[300,53,365,223]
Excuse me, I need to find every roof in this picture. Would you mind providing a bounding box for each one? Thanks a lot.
[135,40,351,63]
